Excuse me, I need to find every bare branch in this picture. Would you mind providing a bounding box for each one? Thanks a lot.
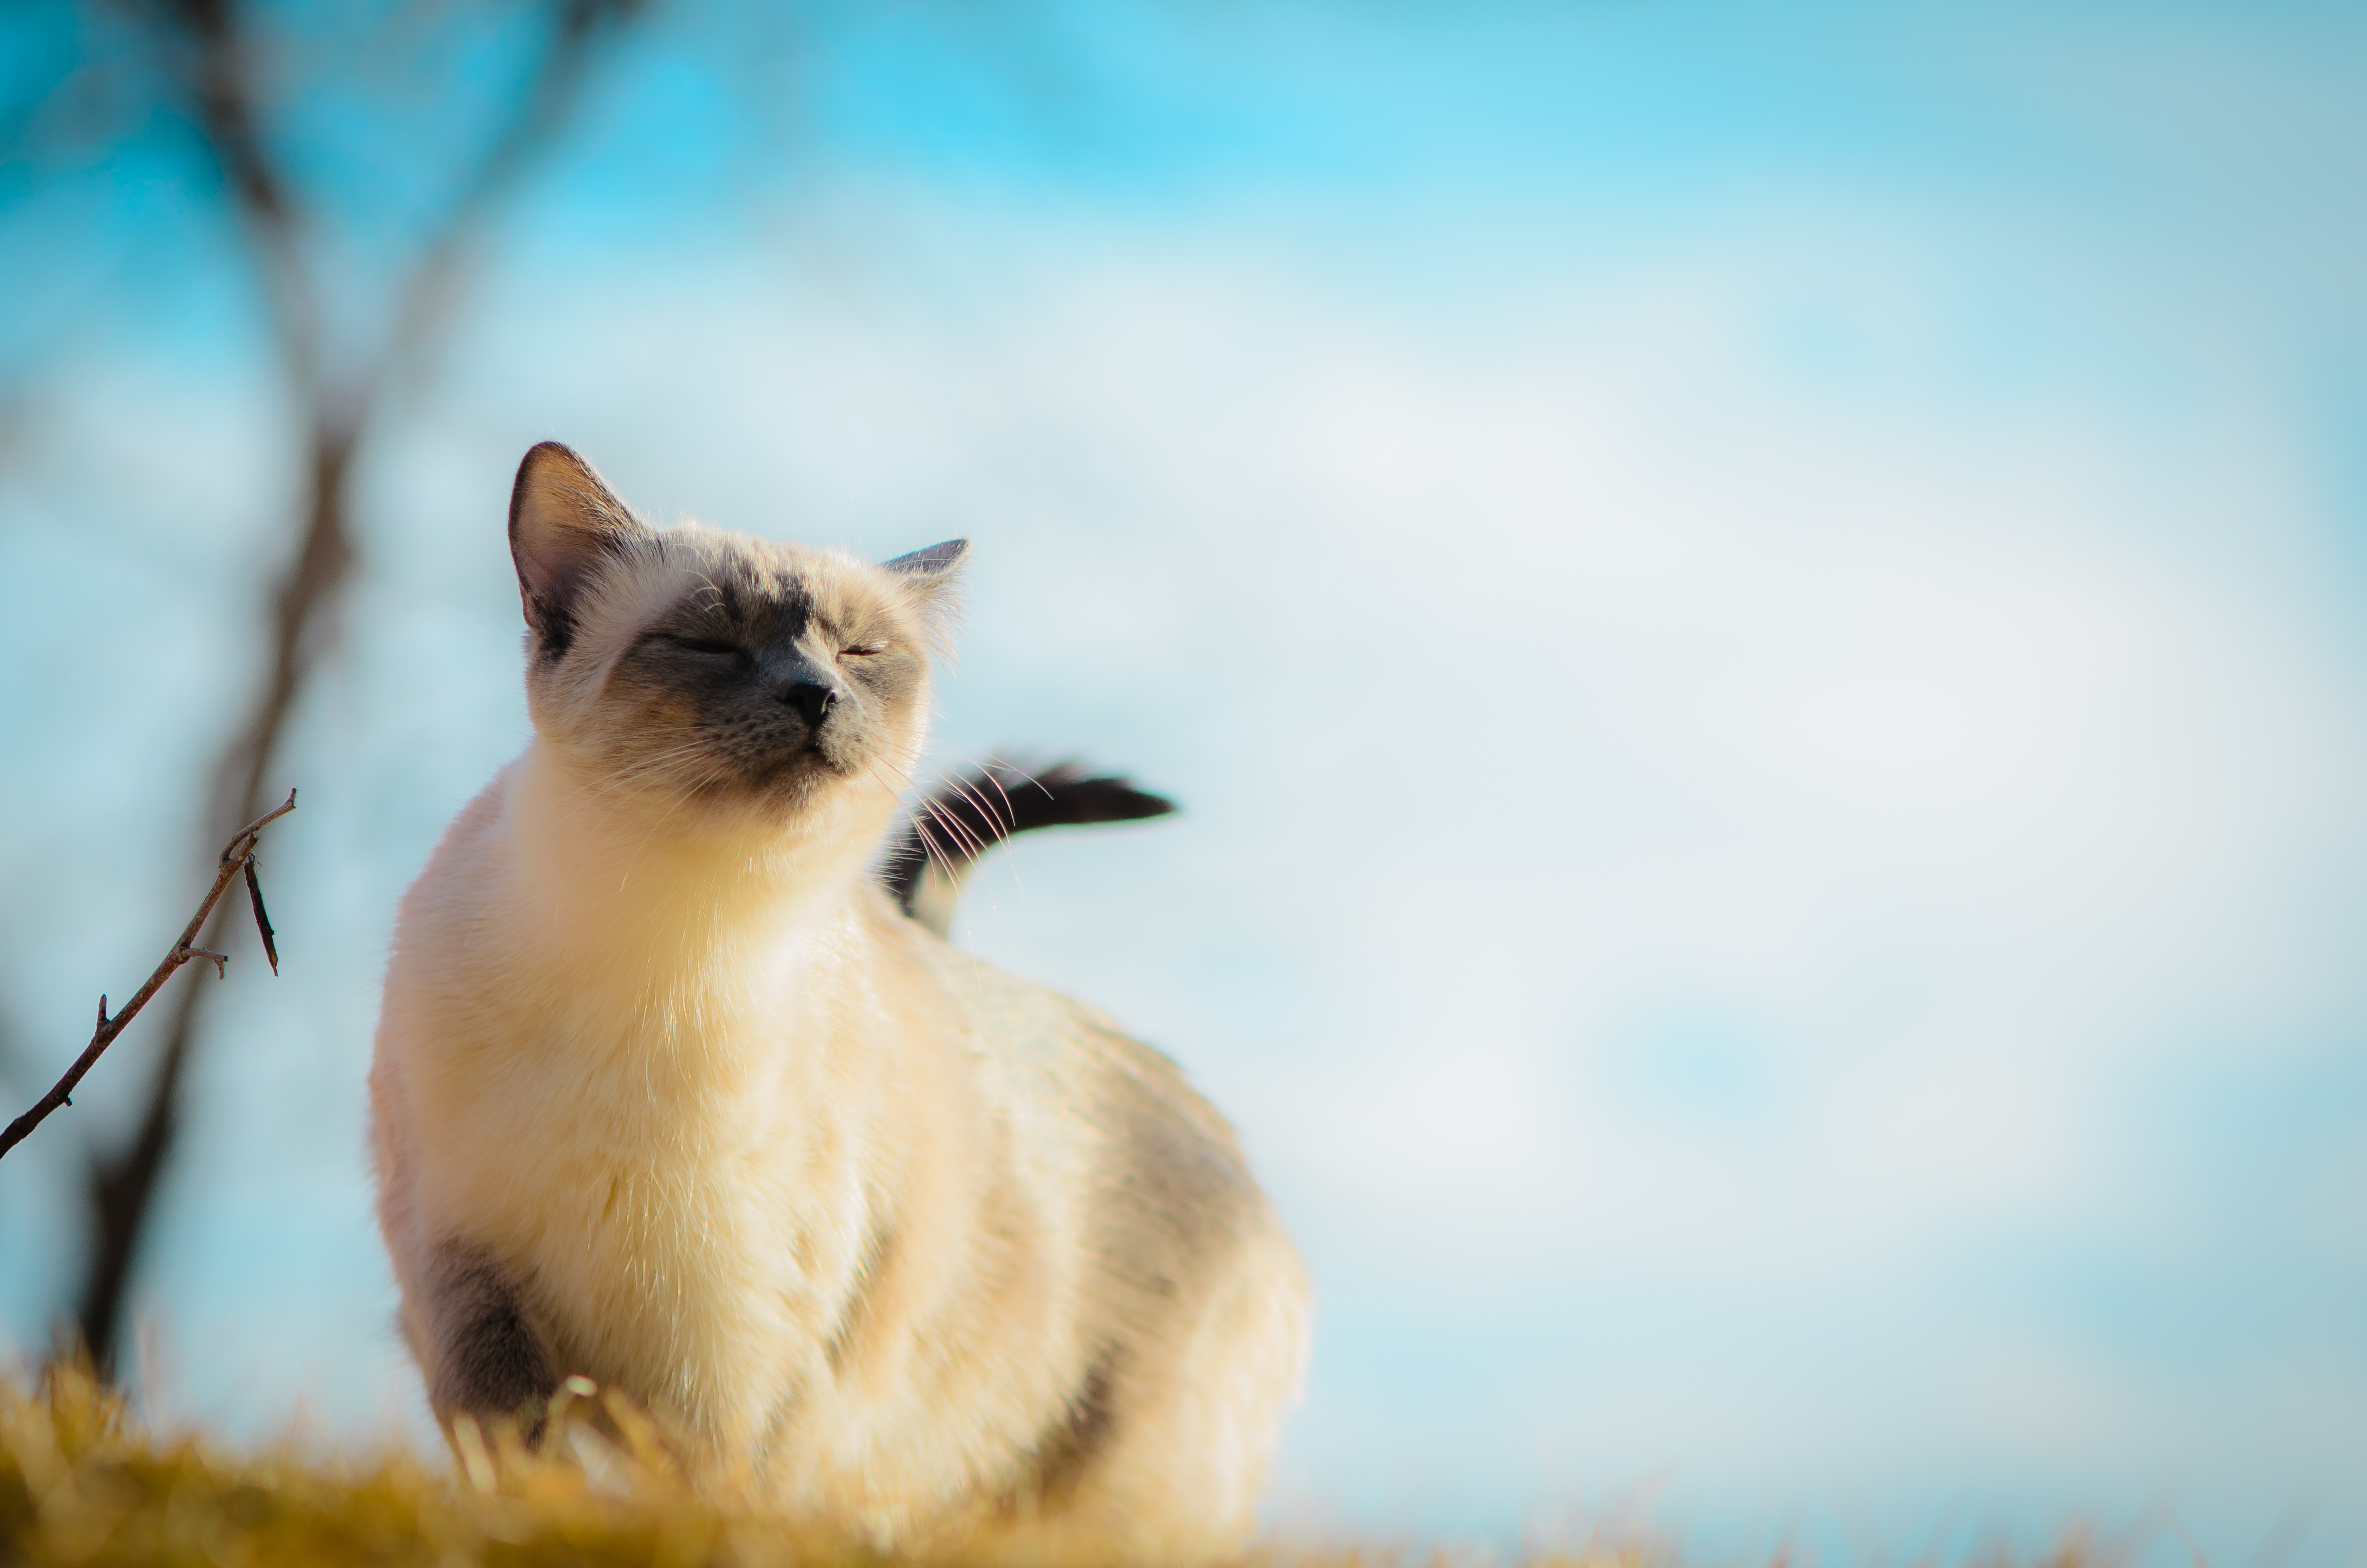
[375,0,647,408]
[176,0,648,834]
[71,0,650,1374]
[161,0,324,410]
[0,792,295,1163]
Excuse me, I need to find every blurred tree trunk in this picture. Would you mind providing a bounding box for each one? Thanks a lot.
[74,0,646,1376]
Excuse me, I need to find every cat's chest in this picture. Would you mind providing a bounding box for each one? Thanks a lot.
[455,987,863,1433]
[400,940,823,1248]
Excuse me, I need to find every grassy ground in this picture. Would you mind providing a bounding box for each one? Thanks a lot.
[2,1362,1523,1568]
[4,1361,786,1565]
[6,1363,2104,1568]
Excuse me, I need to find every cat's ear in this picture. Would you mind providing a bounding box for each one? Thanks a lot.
[508,442,645,653]
[882,538,968,654]
[883,538,969,580]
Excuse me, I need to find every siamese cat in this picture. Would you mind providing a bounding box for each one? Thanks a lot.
[368,443,1309,1559]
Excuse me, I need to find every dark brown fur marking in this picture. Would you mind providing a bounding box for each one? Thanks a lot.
[1018,1347,1123,1506]
[430,1241,556,1437]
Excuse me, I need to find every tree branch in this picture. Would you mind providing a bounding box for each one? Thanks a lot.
[375,0,648,406]
[164,0,324,412]
[0,791,295,1163]
[69,0,648,1374]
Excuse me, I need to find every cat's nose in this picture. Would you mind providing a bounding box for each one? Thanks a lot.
[760,647,841,731]
[779,678,837,730]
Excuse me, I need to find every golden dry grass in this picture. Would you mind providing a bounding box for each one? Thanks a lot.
[5,1362,1595,1568]
[5,1362,2109,1568]
[3,1359,891,1567]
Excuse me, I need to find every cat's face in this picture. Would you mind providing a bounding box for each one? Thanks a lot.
[506,442,964,825]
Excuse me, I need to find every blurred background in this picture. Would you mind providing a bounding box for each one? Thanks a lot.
[2,1,2364,1561]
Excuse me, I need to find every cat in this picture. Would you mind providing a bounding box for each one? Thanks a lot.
[368,442,1310,1560]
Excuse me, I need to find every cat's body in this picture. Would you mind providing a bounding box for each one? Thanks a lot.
[368,445,1308,1557]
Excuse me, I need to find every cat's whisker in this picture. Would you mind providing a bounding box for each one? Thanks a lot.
[863,760,974,910]
[917,754,1057,905]
[941,774,1016,841]
[864,753,923,799]
[911,816,960,891]
[953,749,1044,808]
[913,798,989,870]
[864,756,964,896]
[685,568,729,616]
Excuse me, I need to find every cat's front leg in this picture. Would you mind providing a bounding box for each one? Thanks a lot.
[422,1240,558,1440]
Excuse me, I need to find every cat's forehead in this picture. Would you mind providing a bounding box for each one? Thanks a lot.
[616,524,906,631]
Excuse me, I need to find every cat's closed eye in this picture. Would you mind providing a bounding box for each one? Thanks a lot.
[841,643,888,658]
[665,635,745,659]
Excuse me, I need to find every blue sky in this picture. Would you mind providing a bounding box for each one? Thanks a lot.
[3,1,2366,1560]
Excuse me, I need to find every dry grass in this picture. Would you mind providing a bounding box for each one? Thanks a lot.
[5,1362,1575,1568]
[2,1360,895,1567]
[6,1363,2107,1568]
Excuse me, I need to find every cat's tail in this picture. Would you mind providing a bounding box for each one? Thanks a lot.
[883,760,1177,938]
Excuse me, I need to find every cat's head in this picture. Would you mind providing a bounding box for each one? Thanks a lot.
[506,441,964,827]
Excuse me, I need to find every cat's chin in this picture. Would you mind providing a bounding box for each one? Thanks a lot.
[738,744,869,807]
[626,751,877,836]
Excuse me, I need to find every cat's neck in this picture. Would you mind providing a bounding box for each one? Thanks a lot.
[501,739,888,978]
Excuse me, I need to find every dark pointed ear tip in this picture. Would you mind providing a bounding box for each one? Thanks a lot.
[883,538,972,577]
[515,440,589,484]
[512,442,570,522]
[510,441,635,540]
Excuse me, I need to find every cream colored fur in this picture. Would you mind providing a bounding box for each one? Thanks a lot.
[369,448,1309,1561]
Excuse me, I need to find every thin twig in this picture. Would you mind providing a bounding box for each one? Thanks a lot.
[0,791,295,1163]
[243,857,277,974]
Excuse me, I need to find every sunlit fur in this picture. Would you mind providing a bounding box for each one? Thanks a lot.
[368,445,1310,1561]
